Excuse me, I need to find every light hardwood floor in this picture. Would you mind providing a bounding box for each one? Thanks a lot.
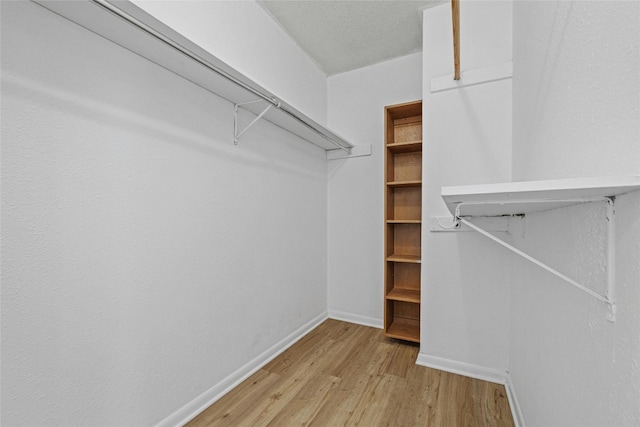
[187,319,514,426]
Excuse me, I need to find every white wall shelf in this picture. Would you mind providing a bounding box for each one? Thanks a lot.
[430,61,513,93]
[442,175,640,217]
[440,175,640,322]
[33,0,354,154]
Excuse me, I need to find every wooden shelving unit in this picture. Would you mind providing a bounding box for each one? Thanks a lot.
[384,101,422,343]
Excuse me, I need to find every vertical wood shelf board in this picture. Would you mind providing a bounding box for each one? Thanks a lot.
[384,100,423,343]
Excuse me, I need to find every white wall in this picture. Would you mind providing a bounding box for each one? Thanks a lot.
[510,1,640,425]
[131,0,328,125]
[326,53,423,326]
[419,2,513,376]
[512,0,640,181]
[1,1,328,425]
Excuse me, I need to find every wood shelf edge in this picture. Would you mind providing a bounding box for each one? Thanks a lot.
[387,140,422,146]
[385,318,420,343]
[387,254,421,264]
[387,180,422,188]
[386,288,421,303]
[386,141,423,153]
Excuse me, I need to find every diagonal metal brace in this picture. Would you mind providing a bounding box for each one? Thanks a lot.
[233,100,275,145]
[453,197,616,322]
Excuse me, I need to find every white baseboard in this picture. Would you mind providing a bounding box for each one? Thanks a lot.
[416,353,525,426]
[155,311,329,427]
[415,353,508,385]
[328,309,383,329]
[504,373,526,427]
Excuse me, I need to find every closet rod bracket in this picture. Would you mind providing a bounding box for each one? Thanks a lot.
[452,196,616,322]
[233,98,280,145]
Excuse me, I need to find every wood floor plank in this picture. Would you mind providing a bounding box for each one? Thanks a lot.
[227,338,346,426]
[186,369,281,426]
[186,320,515,427]
[383,368,441,425]
[265,373,341,426]
[381,340,420,379]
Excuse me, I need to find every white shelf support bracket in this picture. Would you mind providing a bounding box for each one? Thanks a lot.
[233,99,277,145]
[326,144,372,160]
[605,196,616,322]
[453,197,616,322]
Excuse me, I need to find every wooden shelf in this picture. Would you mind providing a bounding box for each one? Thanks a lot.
[34,0,354,153]
[385,317,420,343]
[387,141,422,153]
[386,288,420,303]
[387,254,421,264]
[387,180,422,188]
[442,175,640,217]
[386,219,421,224]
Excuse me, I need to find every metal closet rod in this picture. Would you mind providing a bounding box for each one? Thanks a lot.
[278,103,351,153]
[91,0,350,153]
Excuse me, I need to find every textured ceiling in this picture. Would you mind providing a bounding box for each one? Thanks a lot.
[258,0,443,76]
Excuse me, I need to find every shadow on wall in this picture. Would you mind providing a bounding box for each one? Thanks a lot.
[2,71,326,179]
[521,1,575,150]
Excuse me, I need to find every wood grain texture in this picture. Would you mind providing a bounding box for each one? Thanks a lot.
[389,187,421,221]
[452,0,461,80]
[186,320,515,427]
[391,152,422,182]
[384,101,422,343]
